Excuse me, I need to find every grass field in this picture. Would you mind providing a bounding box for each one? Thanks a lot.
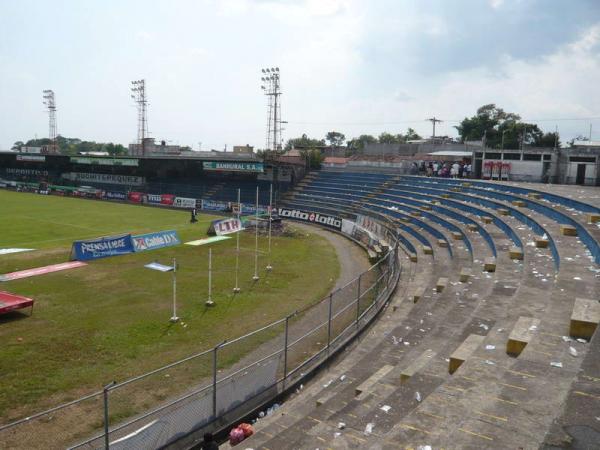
[0,190,339,423]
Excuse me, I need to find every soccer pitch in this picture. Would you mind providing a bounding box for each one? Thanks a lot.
[0,190,339,422]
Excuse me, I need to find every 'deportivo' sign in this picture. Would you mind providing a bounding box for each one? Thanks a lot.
[202,161,264,173]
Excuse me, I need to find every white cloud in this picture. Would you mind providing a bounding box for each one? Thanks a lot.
[490,0,504,9]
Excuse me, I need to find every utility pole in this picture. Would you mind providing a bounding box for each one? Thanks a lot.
[42,90,57,153]
[427,117,443,144]
[131,79,148,156]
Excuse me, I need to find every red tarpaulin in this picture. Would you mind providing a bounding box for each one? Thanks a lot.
[0,291,34,316]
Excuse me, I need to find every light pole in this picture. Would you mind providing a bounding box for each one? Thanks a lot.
[501,130,509,150]
[170,258,179,322]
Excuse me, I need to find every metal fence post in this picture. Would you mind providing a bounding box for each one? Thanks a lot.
[212,342,222,418]
[283,314,290,390]
[327,293,333,354]
[103,382,116,450]
[356,274,361,327]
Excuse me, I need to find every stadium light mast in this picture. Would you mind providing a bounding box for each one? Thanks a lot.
[260,67,282,151]
[42,90,57,153]
[130,79,148,156]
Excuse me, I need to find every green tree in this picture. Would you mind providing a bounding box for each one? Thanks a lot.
[284,134,325,151]
[325,131,346,147]
[378,132,401,144]
[11,141,24,150]
[300,148,324,169]
[347,134,378,154]
[404,127,422,141]
[455,104,521,148]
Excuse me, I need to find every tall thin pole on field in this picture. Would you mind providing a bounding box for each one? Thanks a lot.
[253,186,260,281]
[170,258,179,322]
[206,249,215,306]
[233,188,241,293]
[266,183,273,271]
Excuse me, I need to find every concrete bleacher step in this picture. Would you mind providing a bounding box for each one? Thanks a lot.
[483,257,496,272]
[506,316,540,357]
[560,224,577,236]
[588,213,600,224]
[459,267,472,282]
[451,231,463,240]
[508,246,524,260]
[436,277,448,293]
[422,245,433,255]
[437,239,448,248]
[399,349,437,383]
[449,334,485,374]
[570,298,600,340]
[355,364,395,399]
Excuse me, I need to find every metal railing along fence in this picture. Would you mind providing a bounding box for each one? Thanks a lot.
[0,222,400,450]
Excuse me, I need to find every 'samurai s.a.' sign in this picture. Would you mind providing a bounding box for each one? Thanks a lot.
[277,208,342,230]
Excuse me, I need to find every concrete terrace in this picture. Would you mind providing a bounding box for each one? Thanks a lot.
[226,171,600,449]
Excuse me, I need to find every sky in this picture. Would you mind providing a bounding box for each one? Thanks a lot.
[1,0,599,151]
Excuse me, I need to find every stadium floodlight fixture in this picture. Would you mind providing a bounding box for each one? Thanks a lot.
[275,67,279,71]
[271,67,275,72]
[261,68,266,73]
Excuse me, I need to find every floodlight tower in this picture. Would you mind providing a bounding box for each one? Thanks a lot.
[42,90,57,153]
[131,79,148,155]
[427,116,443,144]
[260,68,282,151]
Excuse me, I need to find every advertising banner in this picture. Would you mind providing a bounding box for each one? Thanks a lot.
[241,203,269,215]
[70,156,139,167]
[104,191,127,201]
[71,234,134,261]
[16,155,46,162]
[63,172,145,186]
[132,230,181,252]
[128,192,144,203]
[201,199,230,211]
[277,208,342,231]
[161,194,175,205]
[208,218,244,236]
[146,194,162,204]
[173,197,197,208]
[202,161,264,173]
[356,215,386,240]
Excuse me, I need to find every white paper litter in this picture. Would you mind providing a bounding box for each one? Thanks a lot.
[562,336,571,342]
[577,338,587,343]
[484,359,495,365]
[380,405,391,413]
[550,361,563,368]
[479,324,489,330]
[337,422,346,429]
[340,374,346,382]
[485,345,496,350]
[569,347,578,357]
[364,423,374,435]
[415,391,422,402]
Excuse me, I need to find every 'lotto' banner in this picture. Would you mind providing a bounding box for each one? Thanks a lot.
[71,234,134,261]
[201,199,230,211]
[277,208,342,231]
[132,230,181,252]
[208,218,244,236]
[173,197,197,209]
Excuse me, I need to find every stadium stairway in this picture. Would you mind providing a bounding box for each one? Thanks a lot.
[221,170,600,449]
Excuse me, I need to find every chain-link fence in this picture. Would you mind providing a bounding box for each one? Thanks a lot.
[0,225,400,450]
